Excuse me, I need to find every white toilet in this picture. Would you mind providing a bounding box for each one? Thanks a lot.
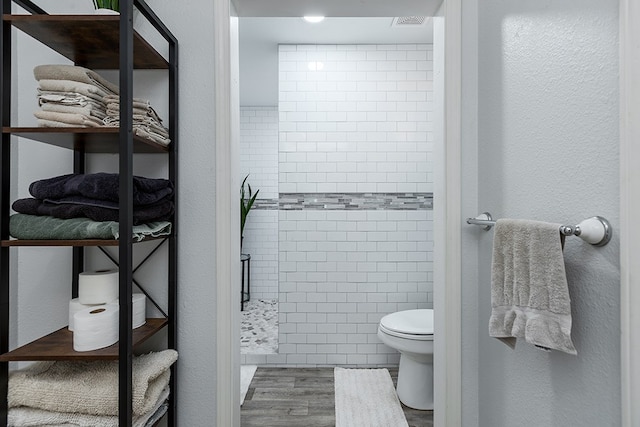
[377,309,434,410]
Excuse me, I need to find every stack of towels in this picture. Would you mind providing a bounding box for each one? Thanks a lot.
[33,64,171,146]
[103,95,171,147]
[10,172,174,241]
[8,349,177,427]
[33,64,118,128]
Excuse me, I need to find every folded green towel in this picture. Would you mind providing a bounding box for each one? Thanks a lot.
[9,214,171,241]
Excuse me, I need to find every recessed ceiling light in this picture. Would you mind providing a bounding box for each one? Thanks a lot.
[303,16,325,23]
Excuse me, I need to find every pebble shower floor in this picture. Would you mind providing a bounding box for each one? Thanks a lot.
[241,299,279,354]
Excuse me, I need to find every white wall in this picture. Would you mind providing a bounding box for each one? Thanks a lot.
[11,0,82,355]
[458,0,480,425]
[464,0,621,425]
[152,2,219,424]
[12,1,219,425]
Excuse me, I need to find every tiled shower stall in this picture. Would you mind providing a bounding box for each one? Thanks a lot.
[241,43,434,366]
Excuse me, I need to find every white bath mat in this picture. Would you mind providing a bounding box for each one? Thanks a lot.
[240,365,257,405]
[334,367,409,427]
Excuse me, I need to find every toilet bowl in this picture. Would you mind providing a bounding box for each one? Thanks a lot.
[377,309,433,410]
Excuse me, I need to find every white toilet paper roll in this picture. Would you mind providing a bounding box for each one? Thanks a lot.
[78,269,118,304]
[73,303,119,352]
[115,293,147,329]
[68,298,104,331]
[132,293,147,329]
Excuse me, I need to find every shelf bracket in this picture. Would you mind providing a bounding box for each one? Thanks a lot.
[97,239,168,318]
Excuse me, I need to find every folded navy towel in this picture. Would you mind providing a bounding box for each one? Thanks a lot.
[12,198,174,225]
[43,196,121,210]
[29,173,173,206]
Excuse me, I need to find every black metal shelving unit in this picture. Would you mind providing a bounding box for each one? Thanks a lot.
[0,1,178,426]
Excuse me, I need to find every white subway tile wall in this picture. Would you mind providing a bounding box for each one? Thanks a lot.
[277,209,433,366]
[240,107,279,199]
[279,44,434,194]
[241,210,279,300]
[271,44,434,367]
[240,107,279,300]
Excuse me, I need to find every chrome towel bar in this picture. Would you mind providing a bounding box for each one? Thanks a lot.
[466,212,612,247]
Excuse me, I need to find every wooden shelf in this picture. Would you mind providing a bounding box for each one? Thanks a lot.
[1,239,120,247]
[0,318,168,361]
[4,127,169,153]
[1,236,168,247]
[4,14,168,69]
[0,5,178,425]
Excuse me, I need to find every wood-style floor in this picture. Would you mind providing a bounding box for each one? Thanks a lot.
[241,367,434,427]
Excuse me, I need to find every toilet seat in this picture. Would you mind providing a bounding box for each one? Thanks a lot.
[379,309,434,341]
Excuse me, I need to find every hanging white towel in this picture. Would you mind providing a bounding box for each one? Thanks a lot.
[489,219,577,355]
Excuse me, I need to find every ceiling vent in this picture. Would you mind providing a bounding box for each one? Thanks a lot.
[392,16,427,26]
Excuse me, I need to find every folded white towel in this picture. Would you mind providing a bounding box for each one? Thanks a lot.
[38,93,106,108]
[106,106,154,117]
[9,349,178,416]
[133,127,171,146]
[34,110,104,127]
[34,64,119,95]
[106,106,164,124]
[103,94,165,125]
[102,115,171,145]
[41,104,106,120]
[489,219,577,355]
[103,94,149,107]
[8,386,170,427]
[104,115,168,132]
[38,79,111,99]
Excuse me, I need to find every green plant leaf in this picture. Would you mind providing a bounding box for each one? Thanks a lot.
[240,174,260,239]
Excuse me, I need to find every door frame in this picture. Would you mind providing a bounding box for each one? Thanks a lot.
[213,0,463,426]
[215,1,640,425]
[620,0,639,425]
[214,0,241,425]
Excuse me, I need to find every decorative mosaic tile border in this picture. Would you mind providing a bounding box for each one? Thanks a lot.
[253,193,433,210]
[253,198,280,210]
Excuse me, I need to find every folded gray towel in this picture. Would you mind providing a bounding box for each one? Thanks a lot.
[488,219,577,355]
[34,64,119,95]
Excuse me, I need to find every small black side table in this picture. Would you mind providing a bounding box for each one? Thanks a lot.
[241,253,251,311]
